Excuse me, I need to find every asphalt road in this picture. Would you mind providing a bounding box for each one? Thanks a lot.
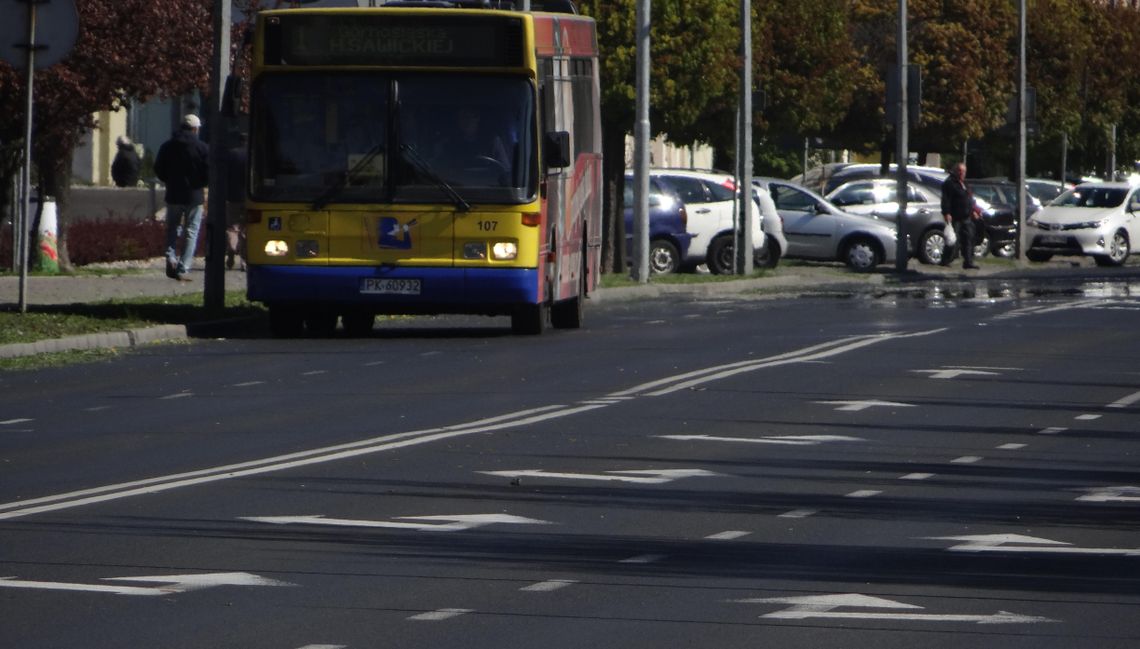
[1,280,1139,648]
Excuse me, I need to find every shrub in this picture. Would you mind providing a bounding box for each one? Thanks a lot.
[0,218,181,269]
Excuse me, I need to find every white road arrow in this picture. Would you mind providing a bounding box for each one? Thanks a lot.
[1077,486,1140,503]
[814,400,915,412]
[0,572,293,597]
[659,434,863,446]
[242,513,552,532]
[478,468,720,484]
[926,534,1140,556]
[911,368,1001,379]
[735,593,1054,624]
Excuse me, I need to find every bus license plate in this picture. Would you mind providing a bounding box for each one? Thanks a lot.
[361,278,421,295]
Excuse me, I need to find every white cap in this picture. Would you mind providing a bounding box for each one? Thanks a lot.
[182,114,201,129]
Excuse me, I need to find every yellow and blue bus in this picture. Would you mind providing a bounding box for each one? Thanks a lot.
[245,0,602,336]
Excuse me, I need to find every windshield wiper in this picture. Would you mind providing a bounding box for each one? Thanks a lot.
[311,142,386,210]
[399,144,471,213]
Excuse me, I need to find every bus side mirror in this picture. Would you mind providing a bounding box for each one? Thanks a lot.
[544,131,571,169]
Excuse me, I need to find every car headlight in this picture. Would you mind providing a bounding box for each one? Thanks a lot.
[1070,219,1108,230]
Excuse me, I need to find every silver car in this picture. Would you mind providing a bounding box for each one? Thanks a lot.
[755,178,898,271]
[825,178,952,265]
[1026,181,1140,266]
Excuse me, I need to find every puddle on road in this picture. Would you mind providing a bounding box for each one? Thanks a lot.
[812,278,1140,307]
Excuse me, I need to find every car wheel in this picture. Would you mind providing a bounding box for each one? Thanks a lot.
[754,234,781,269]
[843,237,881,272]
[1026,250,1052,262]
[1095,230,1130,267]
[648,239,681,274]
[991,240,1017,258]
[706,234,735,275]
[973,234,990,260]
[917,228,946,265]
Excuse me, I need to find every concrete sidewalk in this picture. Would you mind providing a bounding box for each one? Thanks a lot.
[2,255,1138,359]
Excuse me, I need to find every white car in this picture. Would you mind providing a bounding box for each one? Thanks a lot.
[1026,181,1140,266]
[649,170,780,274]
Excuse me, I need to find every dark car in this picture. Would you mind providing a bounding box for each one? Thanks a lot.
[970,179,1040,258]
[623,174,693,274]
[792,162,948,196]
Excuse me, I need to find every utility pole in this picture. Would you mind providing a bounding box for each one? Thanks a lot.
[631,0,650,282]
[1015,0,1028,264]
[204,0,232,312]
[894,0,909,272]
[736,0,753,275]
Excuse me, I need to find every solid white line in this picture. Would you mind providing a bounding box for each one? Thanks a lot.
[706,530,751,540]
[408,608,473,621]
[998,443,1026,450]
[778,509,817,519]
[0,578,165,597]
[845,490,881,498]
[1075,414,1101,421]
[1038,427,1067,435]
[900,473,935,480]
[0,418,33,425]
[0,404,592,520]
[619,554,666,564]
[951,456,983,464]
[1107,390,1140,409]
[520,579,577,592]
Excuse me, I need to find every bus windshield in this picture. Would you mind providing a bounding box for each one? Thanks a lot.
[251,72,536,205]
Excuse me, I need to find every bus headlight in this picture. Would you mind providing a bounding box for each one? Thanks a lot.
[265,240,289,256]
[491,241,518,260]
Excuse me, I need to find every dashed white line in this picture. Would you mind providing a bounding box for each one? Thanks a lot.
[1075,414,1101,421]
[778,509,817,519]
[951,456,983,464]
[1107,390,1140,409]
[302,370,327,376]
[233,381,265,387]
[706,530,751,540]
[1038,427,1067,435]
[900,473,935,481]
[296,645,347,649]
[520,579,577,592]
[997,443,1026,450]
[1,418,33,425]
[845,490,882,498]
[619,554,666,564]
[408,608,473,621]
[159,392,192,400]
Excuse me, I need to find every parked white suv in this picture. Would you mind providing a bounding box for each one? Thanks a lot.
[649,169,785,273]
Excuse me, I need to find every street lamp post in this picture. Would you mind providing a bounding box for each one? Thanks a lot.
[894,0,909,272]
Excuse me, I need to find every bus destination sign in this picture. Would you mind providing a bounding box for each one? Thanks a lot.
[269,14,526,68]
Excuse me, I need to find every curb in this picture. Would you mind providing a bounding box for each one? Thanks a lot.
[0,324,188,359]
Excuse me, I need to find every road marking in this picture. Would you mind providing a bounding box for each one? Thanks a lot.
[619,554,666,564]
[296,645,346,649]
[242,513,551,532]
[1076,486,1140,503]
[408,608,473,621]
[479,468,720,484]
[1075,414,1101,421]
[734,593,1054,624]
[926,534,1140,556]
[0,572,293,597]
[1107,390,1140,409]
[911,368,1001,380]
[814,399,915,412]
[899,473,934,480]
[1037,426,1066,435]
[659,434,862,446]
[233,381,265,387]
[85,406,111,412]
[845,490,881,498]
[302,370,327,376]
[159,392,193,400]
[706,530,751,540]
[997,443,1026,450]
[0,331,942,521]
[520,579,576,592]
[778,509,817,519]
[1,418,33,425]
[951,456,982,464]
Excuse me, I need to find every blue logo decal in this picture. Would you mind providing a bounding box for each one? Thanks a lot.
[378,217,415,249]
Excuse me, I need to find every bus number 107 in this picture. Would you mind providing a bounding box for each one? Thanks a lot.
[477,220,498,232]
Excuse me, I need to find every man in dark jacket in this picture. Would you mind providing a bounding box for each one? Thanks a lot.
[154,114,209,281]
[110,136,141,188]
[940,162,980,269]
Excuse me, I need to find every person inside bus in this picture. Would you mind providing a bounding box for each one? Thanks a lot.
[433,106,511,183]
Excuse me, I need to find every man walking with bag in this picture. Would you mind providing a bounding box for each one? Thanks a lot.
[940,162,980,269]
[155,114,210,281]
